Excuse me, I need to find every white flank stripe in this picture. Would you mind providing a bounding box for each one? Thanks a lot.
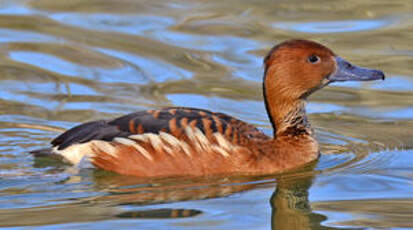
[159,132,192,157]
[185,127,202,151]
[211,146,230,157]
[213,133,232,151]
[114,137,153,161]
[131,143,154,161]
[193,128,210,151]
[114,137,137,146]
[129,134,148,142]
[180,141,192,157]
[145,133,164,152]
[94,141,117,157]
[159,132,181,148]
[163,145,174,155]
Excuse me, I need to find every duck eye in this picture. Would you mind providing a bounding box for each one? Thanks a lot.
[307,55,320,64]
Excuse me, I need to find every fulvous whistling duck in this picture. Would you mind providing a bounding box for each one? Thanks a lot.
[32,39,385,177]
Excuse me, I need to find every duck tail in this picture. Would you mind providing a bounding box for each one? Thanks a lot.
[29,147,53,157]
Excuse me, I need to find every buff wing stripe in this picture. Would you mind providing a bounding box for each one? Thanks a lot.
[90,127,246,177]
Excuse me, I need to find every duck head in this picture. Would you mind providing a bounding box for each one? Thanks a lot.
[263,39,385,135]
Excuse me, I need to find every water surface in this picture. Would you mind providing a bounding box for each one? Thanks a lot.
[0,0,413,229]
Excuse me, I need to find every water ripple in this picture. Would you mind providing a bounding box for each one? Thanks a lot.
[0,0,411,229]
[273,19,392,33]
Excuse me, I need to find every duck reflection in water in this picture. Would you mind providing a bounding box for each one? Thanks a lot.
[271,175,329,230]
[88,166,341,229]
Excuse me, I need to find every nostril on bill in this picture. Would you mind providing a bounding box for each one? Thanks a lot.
[346,62,354,70]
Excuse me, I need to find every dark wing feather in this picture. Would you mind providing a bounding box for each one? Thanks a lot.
[51,107,266,150]
[51,120,130,150]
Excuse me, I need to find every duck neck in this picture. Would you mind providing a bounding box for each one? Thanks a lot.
[263,89,312,138]
[256,95,319,173]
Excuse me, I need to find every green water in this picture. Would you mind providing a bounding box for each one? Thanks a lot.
[0,0,412,229]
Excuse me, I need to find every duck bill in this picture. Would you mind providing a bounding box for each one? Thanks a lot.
[328,56,385,82]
